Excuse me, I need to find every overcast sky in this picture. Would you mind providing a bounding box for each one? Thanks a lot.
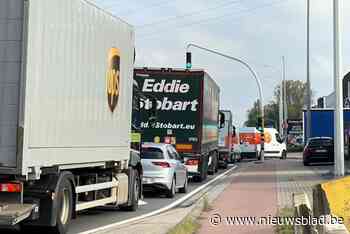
[95,0,350,126]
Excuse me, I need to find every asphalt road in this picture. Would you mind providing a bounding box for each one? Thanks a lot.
[68,165,235,234]
[0,164,236,234]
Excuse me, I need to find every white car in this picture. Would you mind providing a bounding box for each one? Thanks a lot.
[141,143,188,198]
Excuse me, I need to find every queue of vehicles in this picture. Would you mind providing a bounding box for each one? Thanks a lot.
[0,0,290,233]
[238,127,287,160]
[0,1,233,232]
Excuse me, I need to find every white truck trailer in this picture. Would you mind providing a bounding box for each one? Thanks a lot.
[0,0,142,233]
[218,110,232,169]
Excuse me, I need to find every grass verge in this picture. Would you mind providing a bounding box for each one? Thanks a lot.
[275,207,294,234]
[167,217,200,234]
[202,194,212,212]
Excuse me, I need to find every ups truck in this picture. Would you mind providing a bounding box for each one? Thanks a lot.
[0,1,142,233]
[134,68,221,182]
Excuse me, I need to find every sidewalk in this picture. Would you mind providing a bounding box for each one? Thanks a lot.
[197,153,328,234]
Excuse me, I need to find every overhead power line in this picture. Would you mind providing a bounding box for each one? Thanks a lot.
[98,0,124,9]
[102,0,179,16]
[136,0,243,28]
[137,0,289,39]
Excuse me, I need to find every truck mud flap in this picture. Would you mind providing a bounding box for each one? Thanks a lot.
[0,204,37,226]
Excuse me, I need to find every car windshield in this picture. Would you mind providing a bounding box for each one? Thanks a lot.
[308,139,333,147]
[141,147,164,159]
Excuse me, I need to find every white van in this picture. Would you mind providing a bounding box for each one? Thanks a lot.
[263,128,287,159]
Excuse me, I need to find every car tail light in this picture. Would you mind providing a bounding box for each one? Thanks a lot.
[185,159,199,166]
[0,183,22,193]
[152,161,171,168]
[223,153,228,160]
[164,137,171,144]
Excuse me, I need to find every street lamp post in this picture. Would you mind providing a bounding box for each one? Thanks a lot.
[333,0,345,176]
[306,0,312,142]
[282,56,288,138]
[186,43,265,162]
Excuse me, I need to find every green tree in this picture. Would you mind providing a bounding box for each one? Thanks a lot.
[244,100,279,128]
[245,80,310,127]
[274,80,309,119]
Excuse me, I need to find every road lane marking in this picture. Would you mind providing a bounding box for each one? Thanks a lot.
[78,165,238,234]
[138,200,147,206]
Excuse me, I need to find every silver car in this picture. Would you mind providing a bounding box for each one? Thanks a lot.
[141,143,188,198]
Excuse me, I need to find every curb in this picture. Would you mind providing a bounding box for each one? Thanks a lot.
[80,165,239,234]
[163,163,244,234]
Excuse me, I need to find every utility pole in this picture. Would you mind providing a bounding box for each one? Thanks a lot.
[279,76,283,135]
[186,43,265,162]
[333,0,344,176]
[306,0,312,142]
[282,56,287,138]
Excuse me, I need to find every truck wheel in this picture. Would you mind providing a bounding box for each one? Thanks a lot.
[215,155,219,173]
[166,176,176,198]
[208,154,217,175]
[281,150,287,160]
[223,160,228,169]
[201,170,207,181]
[193,175,203,182]
[120,169,140,211]
[50,179,73,234]
[195,157,208,182]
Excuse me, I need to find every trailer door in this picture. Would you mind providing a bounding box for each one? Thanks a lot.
[0,0,24,168]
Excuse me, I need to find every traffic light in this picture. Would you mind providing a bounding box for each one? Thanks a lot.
[256,116,263,132]
[186,52,192,69]
[232,126,236,137]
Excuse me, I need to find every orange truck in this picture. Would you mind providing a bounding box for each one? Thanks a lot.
[239,127,261,159]
[239,127,287,160]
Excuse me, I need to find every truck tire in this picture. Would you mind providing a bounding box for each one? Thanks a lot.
[50,178,73,234]
[215,154,219,173]
[194,156,208,182]
[281,150,287,160]
[208,154,217,175]
[120,169,140,211]
[223,160,228,169]
[201,169,208,181]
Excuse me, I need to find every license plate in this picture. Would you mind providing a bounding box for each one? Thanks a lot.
[315,149,327,153]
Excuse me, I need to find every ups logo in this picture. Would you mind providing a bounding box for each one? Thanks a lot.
[106,48,120,113]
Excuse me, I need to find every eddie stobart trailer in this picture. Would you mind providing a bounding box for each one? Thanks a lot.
[0,0,143,233]
[134,68,221,182]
